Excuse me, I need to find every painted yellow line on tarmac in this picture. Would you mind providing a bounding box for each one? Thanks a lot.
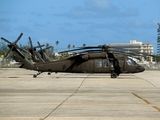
[132,93,151,104]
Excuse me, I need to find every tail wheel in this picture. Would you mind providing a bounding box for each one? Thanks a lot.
[33,74,37,78]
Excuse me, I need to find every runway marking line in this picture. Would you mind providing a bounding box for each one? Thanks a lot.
[152,106,160,112]
[132,93,160,113]
[132,93,150,104]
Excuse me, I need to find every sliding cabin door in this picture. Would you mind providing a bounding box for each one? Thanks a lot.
[81,60,94,73]
[94,59,110,73]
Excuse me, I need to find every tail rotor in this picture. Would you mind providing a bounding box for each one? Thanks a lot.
[1,33,24,57]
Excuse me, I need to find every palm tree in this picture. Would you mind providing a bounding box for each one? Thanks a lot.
[46,43,50,48]
[56,40,59,52]
[68,44,71,49]
[83,44,86,47]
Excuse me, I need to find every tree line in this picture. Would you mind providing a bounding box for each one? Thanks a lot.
[0,40,87,60]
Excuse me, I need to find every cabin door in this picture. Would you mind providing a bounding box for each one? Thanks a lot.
[94,59,110,73]
[81,60,93,73]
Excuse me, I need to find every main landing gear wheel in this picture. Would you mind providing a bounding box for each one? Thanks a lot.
[33,74,37,78]
[111,73,117,78]
[48,72,51,75]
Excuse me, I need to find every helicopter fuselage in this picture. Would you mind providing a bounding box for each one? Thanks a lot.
[31,57,145,74]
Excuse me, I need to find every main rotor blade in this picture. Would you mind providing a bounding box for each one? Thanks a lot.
[28,37,33,48]
[26,40,45,52]
[34,45,45,49]
[18,47,28,53]
[108,48,154,57]
[58,46,101,53]
[58,44,112,53]
[1,37,12,44]
[77,50,102,54]
[42,46,53,51]
[15,33,23,43]
[37,41,43,51]
[5,49,11,57]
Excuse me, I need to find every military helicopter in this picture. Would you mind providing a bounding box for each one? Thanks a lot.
[1,33,145,78]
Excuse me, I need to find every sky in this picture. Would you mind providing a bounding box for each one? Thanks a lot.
[0,0,160,53]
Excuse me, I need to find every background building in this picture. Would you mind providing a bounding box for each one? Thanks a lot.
[108,40,154,54]
[107,40,154,62]
[158,23,160,55]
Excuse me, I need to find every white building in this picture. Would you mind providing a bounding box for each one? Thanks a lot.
[130,40,154,55]
[108,40,154,62]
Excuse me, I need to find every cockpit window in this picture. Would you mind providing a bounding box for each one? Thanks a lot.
[127,58,137,66]
[95,60,102,68]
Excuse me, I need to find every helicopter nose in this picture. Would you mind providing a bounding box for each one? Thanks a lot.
[136,65,145,73]
[139,65,145,72]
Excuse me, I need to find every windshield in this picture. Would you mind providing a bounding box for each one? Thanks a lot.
[127,58,137,65]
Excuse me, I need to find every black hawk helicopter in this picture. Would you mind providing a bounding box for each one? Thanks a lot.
[1,33,145,78]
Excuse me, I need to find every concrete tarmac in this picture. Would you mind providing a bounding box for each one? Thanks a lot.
[0,68,160,120]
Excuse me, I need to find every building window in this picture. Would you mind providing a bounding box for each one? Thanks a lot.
[95,60,102,68]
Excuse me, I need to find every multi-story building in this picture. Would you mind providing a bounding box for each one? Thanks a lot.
[107,40,154,62]
[158,23,160,55]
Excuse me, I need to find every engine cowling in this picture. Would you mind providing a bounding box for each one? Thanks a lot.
[82,53,106,60]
